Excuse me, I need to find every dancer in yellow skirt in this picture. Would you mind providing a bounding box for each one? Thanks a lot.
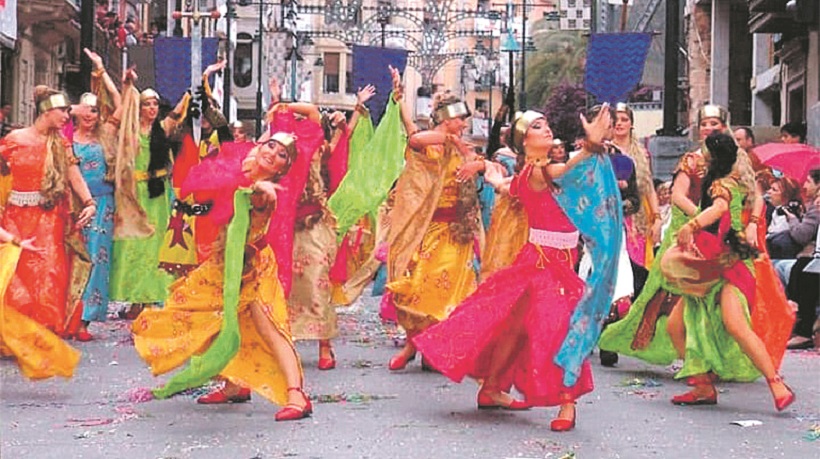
[386,92,483,370]
[0,227,80,380]
[133,126,323,421]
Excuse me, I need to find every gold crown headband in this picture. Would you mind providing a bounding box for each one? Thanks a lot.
[434,101,471,123]
[79,92,98,107]
[38,93,71,113]
[511,110,546,155]
[140,88,160,103]
[615,102,634,124]
[698,104,729,125]
[270,132,297,160]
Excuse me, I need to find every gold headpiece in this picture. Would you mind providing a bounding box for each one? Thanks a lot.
[38,93,71,113]
[615,102,634,123]
[270,132,297,161]
[698,104,729,125]
[434,101,471,123]
[140,88,160,103]
[511,110,546,155]
[79,92,98,107]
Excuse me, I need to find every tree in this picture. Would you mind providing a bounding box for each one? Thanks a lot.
[542,83,587,144]
[524,21,587,108]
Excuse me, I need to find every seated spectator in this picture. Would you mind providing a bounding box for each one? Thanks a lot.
[655,179,672,241]
[550,138,567,163]
[766,177,805,259]
[785,168,820,349]
[780,120,807,144]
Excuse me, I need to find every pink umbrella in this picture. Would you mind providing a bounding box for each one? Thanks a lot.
[753,143,820,181]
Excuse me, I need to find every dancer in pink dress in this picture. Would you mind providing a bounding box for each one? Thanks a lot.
[414,107,617,432]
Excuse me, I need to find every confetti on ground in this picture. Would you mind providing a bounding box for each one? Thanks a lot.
[312,392,398,404]
[731,420,763,427]
[120,387,155,403]
[351,359,375,368]
[619,377,663,388]
[65,418,115,427]
[804,424,820,442]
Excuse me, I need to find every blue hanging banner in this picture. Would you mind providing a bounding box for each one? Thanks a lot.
[153,36,219,104]
[584,33,652,104]
[352,45,409,123]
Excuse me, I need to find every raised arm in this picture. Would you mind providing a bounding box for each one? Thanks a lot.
[530,104,611,189]
[349,84,376,132]
[389,66,417,135]
[85,48,122,120]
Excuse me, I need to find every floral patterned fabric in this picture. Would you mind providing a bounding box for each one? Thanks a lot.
[133,203,298,406]
[387,149,477,334]
[414,166,593,406]
[0,140,71,334]
[74,142,115,323]
[0,243,81,380]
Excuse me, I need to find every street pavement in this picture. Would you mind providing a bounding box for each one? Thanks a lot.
[2,291,819,459]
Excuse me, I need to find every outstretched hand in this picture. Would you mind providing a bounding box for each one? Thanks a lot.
[389,66,403,100]
[580,103,612,152]
[253,181,285,204]
[204,60,227,77]
[357,84,376,105]
[19,237,45,254]
[83,48,104,70]
[269,76,281,104]
[123,66,138,85]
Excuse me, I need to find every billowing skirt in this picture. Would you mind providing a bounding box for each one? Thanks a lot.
[132,245,297,405]
[413,243,594,406]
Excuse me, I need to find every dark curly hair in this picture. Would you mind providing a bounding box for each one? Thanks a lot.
[700,132,757,260]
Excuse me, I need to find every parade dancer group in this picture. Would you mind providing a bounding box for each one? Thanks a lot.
[1,51,808,430]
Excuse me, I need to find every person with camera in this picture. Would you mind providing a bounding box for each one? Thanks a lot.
[784,168,820,350]
[766,177,805,260]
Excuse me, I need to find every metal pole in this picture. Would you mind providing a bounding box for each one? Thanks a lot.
[662,0,680,135]
[487,35,493,140]
[620,0,629,32]
[80,0,94,92]
[255,1,264,137]
[223,0,233,116]
[290,41,298,101]
[519,0,527,110]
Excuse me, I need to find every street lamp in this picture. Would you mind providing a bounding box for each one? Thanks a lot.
[376,0,391,48]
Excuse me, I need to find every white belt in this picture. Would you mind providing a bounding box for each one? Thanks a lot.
[8,190,44,207]
[528,228,579,249]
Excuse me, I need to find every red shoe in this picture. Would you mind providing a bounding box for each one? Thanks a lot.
[550,404,577,432]
[671,389,717,406]
[275,387,313,422]
[477,389,530,410]
[388,351,416,371]
[318,342,336,371]
[768,375,796,412]
[197,387,251,404]
[75,330,94,342]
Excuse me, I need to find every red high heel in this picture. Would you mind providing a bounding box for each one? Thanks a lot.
[476,389,530,411]
[671,374,717,406]
[550,403,576,432]
[318,342,336,371]
[275,387,313,422]
[74,330,94,342]
[767,375,795,412]
[197,386,251,404]
[388,350,416,371]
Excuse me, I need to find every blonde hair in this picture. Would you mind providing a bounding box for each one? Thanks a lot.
[34,85,70,207]
[430,91,461,125]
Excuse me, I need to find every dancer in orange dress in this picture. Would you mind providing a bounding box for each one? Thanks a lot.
[0,86,97,336]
